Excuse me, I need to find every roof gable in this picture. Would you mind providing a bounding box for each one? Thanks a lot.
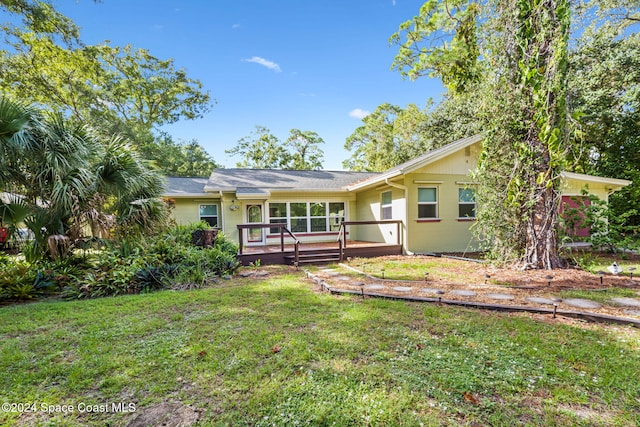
[346,134,484,190]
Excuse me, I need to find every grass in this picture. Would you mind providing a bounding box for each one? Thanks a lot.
[559,287,640,304]
[347,256,481,281]
[1,267,639,426]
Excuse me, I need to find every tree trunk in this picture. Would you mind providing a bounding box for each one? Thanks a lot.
[516,0,570,270]
[522,184,566,269]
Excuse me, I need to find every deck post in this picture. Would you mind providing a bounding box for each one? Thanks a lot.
[280,227,284,252]
[343,225,347,249]
[238,226,244,255]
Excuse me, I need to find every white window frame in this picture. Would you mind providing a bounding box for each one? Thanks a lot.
[267,202,287,233]
[328,202,345,231]
[199,204,220,227]
[458,188,477,219]
[381,191,392,220]
[289,202,309,233]
[417,187,438,219]
[266,201,346,234]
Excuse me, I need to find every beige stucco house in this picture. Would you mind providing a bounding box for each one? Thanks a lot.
[164,135,630,261]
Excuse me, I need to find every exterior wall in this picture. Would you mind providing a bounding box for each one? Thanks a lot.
[351,141,483,254]
[171,197,220,226]
[170,192,356,247]
[404,172,480,253]
[221,192,243,243]
[353,184,405,244]
[561,179,610,202]
[423,141,481,175]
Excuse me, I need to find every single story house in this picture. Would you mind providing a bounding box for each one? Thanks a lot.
[164,135,631,264]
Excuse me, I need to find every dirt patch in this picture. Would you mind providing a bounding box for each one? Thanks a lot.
[126,402,200,427]
[351,253,639,292]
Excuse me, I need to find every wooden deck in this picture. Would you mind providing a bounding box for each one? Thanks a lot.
[236,220,403,266]
[238,240,403,266]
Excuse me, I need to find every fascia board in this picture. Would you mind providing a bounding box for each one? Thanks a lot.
[561,172,631,188]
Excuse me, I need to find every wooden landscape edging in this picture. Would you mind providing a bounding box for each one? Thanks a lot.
[306,272,640,329]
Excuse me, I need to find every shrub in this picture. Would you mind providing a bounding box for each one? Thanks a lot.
[0,262,56,301]
[9,223,241,301]
[135,263,180,293]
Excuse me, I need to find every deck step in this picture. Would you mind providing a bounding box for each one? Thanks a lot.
[284,252,341,265]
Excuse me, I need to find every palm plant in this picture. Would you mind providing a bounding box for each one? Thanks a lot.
[94,136,170,237]
[0,96,169,260]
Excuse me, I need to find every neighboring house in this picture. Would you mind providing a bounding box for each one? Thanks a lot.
[164,135,630,262]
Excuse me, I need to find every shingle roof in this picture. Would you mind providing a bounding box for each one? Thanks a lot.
[203,169,379,193]
[163,177,210,196]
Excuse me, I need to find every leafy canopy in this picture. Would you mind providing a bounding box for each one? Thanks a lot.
[226,126,325,170]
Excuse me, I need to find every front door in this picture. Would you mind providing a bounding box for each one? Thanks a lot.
[246,204,264,244]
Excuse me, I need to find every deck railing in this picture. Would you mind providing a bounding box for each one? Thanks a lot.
[237,223,300,265]
[336,220,403,261]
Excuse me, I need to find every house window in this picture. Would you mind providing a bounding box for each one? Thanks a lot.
[268,202,287,233]
[266,201,346,234]
[329,202,345,231]
[310,202,327,232]
[290,202,308,233]
[418,188,438,219]
[199,204,219,227]
[381,191,392,220]
[458,188,476,218]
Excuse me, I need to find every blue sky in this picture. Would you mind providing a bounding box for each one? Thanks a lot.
[57,0,444,170]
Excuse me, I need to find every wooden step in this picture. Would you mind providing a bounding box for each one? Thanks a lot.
[284,251,341,265]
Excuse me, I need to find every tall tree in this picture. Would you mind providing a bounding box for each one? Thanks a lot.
[344,103,401,171]
[568,19,640,227]
[0,36,212,137]
[344,103,436,171]
[226,126,325,170]
[392,0,571,269]
[0,0,81,44]
[226,126,290,169]
[140,133,220,177]
[285,129,325,170]
[0,3,216,172]
[343,99,481,172]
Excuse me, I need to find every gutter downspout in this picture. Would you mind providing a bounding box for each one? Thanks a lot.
[385,178,411,255]
[219,191,224,234]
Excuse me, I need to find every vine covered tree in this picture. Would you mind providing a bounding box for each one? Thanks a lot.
[392,0,571,269]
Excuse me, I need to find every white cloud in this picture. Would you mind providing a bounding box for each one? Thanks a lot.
[392,0,397,5]
[349,108,370,119]
[244,56,282,72]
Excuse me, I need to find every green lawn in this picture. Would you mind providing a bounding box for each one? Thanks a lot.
[1,268,639,426]
[346,256,481,281]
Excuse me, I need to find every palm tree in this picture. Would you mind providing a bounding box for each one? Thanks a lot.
[0,97,169,259]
